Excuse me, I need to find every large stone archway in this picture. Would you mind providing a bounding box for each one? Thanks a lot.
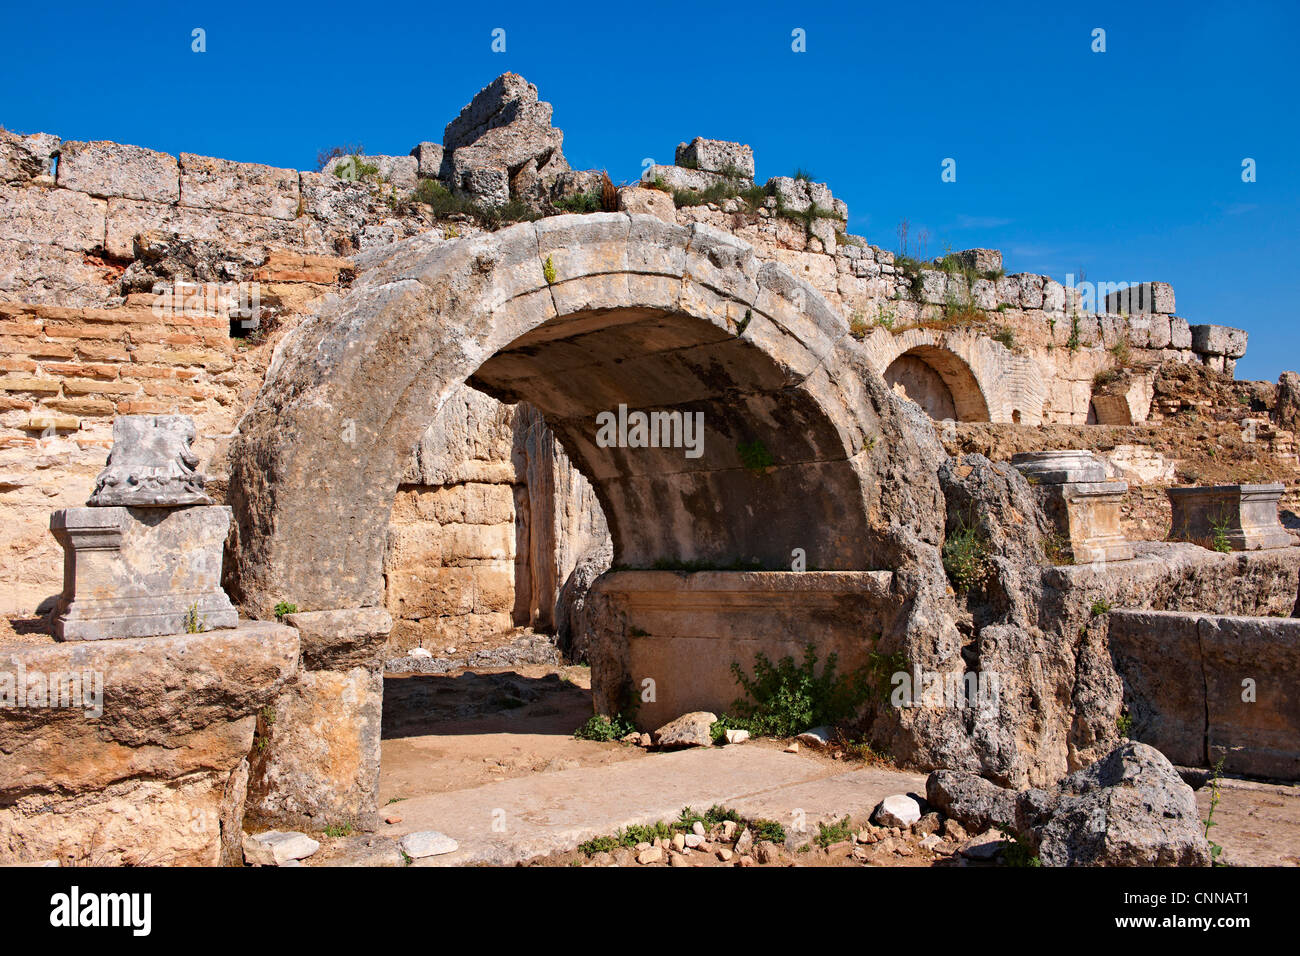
[226,213,950,825]
[228,215,936,616]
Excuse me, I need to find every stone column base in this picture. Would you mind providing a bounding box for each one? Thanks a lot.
[1167,484,1293,551]
[50,505,237,640]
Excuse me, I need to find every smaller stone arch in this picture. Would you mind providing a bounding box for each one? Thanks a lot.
[883,345,990,422]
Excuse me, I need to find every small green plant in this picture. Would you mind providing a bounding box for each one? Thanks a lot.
[792,168,814,182]
[1003,833,1042,867]
[1210,514,1233,553]
[259,705,276,726]
[1042,531,1073,566]
[1116,711,1133,737]
[573,712,636,741]
[273,601,298,622]
[1203,758,1225,862]
[727,644,873,738]
[1090,598,1113,617]
[1092,367,1121,389]
[849,310,870,339]
[553,190,602,214]
[1066,315,1081,352]
[992,325,1016,349]
[874,303,896,330]
[737,439,775,475]
[324,822,354,838]
[736,308,752,335]
[750,818,787,843]
[542,255,557,285]
[1110,336,1132,366]
[183,602,207,634]
[942,519,993,594]
[814,816,853,849]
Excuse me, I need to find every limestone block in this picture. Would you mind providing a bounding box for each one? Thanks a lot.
[1012,451,1132,563]
[1013,273,1044,309]
[0,129,59,184]
[675,138,755,178]
[646,164,731,195]
[322,153,418,192]
[411,141,446,179]
[0,239,112,305]
[1169,316,1192,349]
[1167,484,1292,551]
[1146,313,1172,349]
[1042,278,1065,313]
[1104,281,1174,315]
[0,622,298,865]
[617,186,675,223]
[49,504,238,640]
[246,662,383,829]
[179,152,300,220]
[950,248,1002,275]
[995,274,1020,307]
[1190,324,1247,358]
[586,570,898,729]
[455,164,509,206]
[56,141,179,203]
[0,185,105,251]
[105,197,323,260]
[283,607,392,670]
[88,414,211,506]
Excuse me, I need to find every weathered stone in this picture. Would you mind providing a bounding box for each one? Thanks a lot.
[49,505,238,640]
[1012,451,1132,564]
[56,141,179,203]
[245,662,383,829]
[244,830,319,865]
[1015,742,1211,866]
[0,185,106,251]
[0,130,59,184]
[179,153,300,221]
[652,711,716,748]
[949,248,1002,275]
[617,185,675,223]
[89,415,211,507]
[675,138,755,178]
[322,153,418,193]
[283,607,392,670]
[0,622,297,865]
[399,830,459,859]
[1104,281,1175,315]
[411,142,446,180]
[874,793,923,828]
[1190,323,1247,358]
[925,769,1017,831]
[1167,483,1291,551]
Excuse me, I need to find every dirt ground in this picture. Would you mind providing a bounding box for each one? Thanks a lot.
[379,664,647,802]
[376,663,1300,868]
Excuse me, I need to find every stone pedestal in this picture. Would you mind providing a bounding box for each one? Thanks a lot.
[1167,484,1292,551]
[50,505,238,640]
[1012,450,1134,564]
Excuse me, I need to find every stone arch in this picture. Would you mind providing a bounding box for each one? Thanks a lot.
[860,326,1048,425]
[883,346,988,422]
[226,215,928,618]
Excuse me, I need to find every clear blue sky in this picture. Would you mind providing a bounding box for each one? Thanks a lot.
[3,0,1296,380]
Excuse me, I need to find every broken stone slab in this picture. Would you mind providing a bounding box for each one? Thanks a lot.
[723,728,750,745]
[322,154,418,193]
[399,830,458,859]
[1167,483,1292,551]
[925,769,1017,832]
[873,793,922,827]
[49,504,237,640]
[178,152,301,221]
[675,138,755,179]
[1,129,59,185]
[88,415,211,507]
[652,711,716,748]
[244,830,320,866]
[1011,449,1107,484]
